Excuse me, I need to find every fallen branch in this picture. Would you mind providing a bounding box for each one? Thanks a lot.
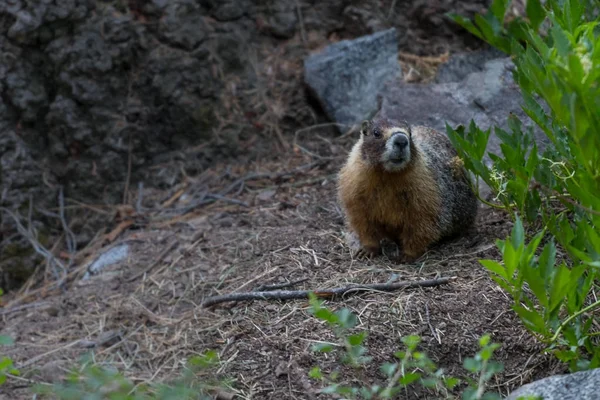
[220,160,327,196]
[201,276,456,308]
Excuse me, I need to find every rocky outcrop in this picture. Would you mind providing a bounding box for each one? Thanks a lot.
[0,1,252,203]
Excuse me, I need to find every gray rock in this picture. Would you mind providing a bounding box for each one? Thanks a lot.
[435,47,505,83]
[506,368,600,400]
[304,28,402,129]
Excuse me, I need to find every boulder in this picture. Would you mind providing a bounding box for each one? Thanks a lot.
[506,368,600,400]
[304,28,403,129]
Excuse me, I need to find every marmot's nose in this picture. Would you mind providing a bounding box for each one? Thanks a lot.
[392,134,409,149]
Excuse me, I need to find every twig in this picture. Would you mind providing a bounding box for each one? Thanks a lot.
[123,131,133,204]
[0,301,51,316]
[255,278,309,292]
[126,241,178,282]
[295,0,307,45]
[205,194,249,207]
[59,186,77,258]
[18,339,82,369]
[0,206,67,283]
[201,276,456,307]
[220,160,327,196]
[388,0,398,19]
[136,181,144,213]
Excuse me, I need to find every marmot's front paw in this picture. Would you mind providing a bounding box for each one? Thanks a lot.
[345,231,380,259]
[352,245,380,259]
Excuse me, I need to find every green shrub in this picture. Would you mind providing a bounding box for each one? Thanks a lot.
[33,350,232,399]
[447,0,600,371]
[307,293,503,399]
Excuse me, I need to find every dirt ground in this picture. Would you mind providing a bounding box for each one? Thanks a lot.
[1,133,565,399]
[0,1,566,399]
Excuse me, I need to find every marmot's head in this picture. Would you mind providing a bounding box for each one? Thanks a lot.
[359,117,413,172]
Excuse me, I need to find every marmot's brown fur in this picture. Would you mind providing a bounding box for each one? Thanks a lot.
[337,114,478,262]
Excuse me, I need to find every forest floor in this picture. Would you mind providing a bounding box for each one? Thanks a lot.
[0,1,566,398]
[1,135,565,399]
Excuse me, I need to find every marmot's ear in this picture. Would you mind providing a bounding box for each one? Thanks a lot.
[360,120,369,135]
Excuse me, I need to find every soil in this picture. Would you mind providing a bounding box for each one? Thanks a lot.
[0,0,565,399]
[1,137,565,399]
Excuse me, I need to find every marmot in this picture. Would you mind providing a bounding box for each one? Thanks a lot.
[337,114,478,262]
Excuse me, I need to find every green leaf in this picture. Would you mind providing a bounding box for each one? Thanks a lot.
[522,262,549,308]
[490,0,510,22]
[444,377,461,390]
[486,360,505,375]
[463,357,481,373]
[538,240,557,282]
[401,335,421,350]
[480,343,501,361]
[380,362,397,377]
[313,308,339,326]
[447,13,484,40]
[348,332,366,346]
[311,343,334,353]
[480,260,508,279]
[479,334,491,347]
[399,372,422,386]
[511,216,525,250]
[551,25,571,57]
[0,336,14,346]
[0,358,14,370]
[335,308,357,329]
[513,304,547,334]
[526,0,547,31]
[308,366,323,380]
[188,350,219,370]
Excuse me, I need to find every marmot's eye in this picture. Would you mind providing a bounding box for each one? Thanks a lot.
[373,129,382,138]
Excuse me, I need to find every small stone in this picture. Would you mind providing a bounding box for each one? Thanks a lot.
[257,189,277,201]
[83,244,129,280]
